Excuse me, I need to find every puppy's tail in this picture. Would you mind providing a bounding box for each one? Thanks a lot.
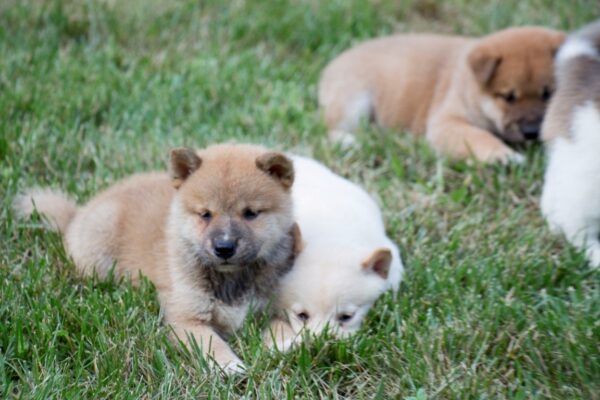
[13,188,78,235]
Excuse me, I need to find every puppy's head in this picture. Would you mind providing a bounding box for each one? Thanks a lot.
[169,144,294,272]
[468,27,566,142]
[279,247,392,339]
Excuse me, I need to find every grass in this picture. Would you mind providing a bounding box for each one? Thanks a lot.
[1,0,599,398]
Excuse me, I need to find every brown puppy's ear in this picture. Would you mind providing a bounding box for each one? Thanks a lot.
[256,152,294,189]
[468,46,502,86]
[290,222,304,257]
[169,148,202,189]
[362,248,392,279]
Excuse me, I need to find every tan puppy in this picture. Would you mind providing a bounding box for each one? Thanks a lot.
[319,27,565,163]
[15,144,299,373]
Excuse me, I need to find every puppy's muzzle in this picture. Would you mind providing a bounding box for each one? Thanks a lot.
[518,118,542,140]
[213,236,237,259]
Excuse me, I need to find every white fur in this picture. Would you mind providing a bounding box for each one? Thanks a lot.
[268,155,404,350]
[329,91,373,147]
[480,97,504,134]
[338,91,373,131]
[541,102,600,267]
[329,129,357,147]
[556,38,599,65]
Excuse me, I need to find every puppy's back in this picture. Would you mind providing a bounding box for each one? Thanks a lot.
[290,155,384,243]
[319,34,472,133]
[66,173,174,287]
[290,155,403,290]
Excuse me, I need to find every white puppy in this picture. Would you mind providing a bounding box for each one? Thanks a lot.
[541,19,600,267]
[265,155,404,351]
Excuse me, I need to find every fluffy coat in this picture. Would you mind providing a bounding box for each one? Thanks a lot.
[541,19,600,268]
[265,155,403,351]
[15,144,299,372]
[319,27,565,163]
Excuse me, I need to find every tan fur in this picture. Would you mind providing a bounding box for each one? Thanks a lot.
[15,143,297,373]
[319,27,565,163]
[14,188,77,234]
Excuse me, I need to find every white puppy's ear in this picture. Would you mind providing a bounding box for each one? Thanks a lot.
[256,152,294,189]
[362,248,392,279]
[170,148,202,189]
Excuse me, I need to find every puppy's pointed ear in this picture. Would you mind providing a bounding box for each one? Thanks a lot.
[170,148,202,189]
[362,248,392,279]
[468,46,502,86]
[256,152,294,189]
[290,222,304,257]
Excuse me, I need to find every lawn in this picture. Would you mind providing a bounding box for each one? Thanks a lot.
[1,0,599,398]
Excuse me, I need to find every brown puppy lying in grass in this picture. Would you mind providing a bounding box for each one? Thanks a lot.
[319,27,565,163]
[15,144,300,374]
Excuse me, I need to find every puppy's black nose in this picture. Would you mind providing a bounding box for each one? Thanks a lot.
[519,120,541,140]
[213,237,237,259]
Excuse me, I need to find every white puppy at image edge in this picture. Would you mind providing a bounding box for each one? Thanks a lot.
[541,19,600,268]
[264,155,404,351]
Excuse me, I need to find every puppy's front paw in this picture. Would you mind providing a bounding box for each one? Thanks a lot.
[221,357,246,375]
[269,334,298,352]
[478,145,525,164]
[263,319,300,352]
[209,347,246,375]
[503,151,526,165]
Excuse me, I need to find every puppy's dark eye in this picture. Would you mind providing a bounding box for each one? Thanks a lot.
[296,312,309,322]
[243,209,260,220]
[199,210,212,221]
[542,86,553,101]
[337,313,354,323]
[500,91,517,104]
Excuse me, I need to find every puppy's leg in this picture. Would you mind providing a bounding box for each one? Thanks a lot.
[587,242,600,268]
[583,227,600,268]
[427,116,524,163]
[263,318,300,352]
[560,219,600,268]
[170,320,245,374]
[64,200,120,279]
